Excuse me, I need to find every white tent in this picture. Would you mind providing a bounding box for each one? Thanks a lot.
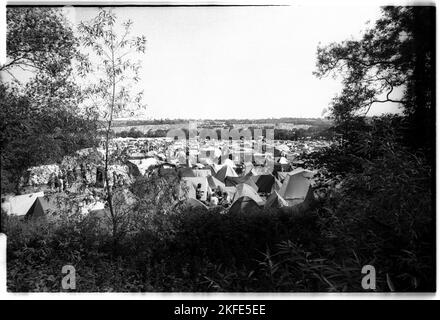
[223,158,237,168]
[8,192,45,216]
[229,196,261,215]
[232,183,264,205]
[215,165,238,182]
[278,172,313,205]
[210,163,223,173]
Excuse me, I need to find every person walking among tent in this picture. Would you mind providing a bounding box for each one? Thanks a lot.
[49,172,55,190]
[221,192,231,207]
[210,194,219,206]
[195,183,204,201]
[58,174,64,192]
[54,174,60,192]
[80,163,87,183]
[1,198,11,215]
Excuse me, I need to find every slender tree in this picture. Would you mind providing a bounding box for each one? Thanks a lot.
[78,9,146,240]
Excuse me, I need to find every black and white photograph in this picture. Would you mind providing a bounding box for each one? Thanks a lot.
[0,0,436,295]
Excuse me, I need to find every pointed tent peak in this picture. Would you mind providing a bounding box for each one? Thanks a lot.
[210,163,223,173]
[9,192,45,216]
[215,165,238,182]
[278,157,289,164]
[264,190,289,209]
[207,175,226,190]
[244,177,259,192]
[233,183,263,205]
[228,196,261,215]
[26,195,70,219]
[243,161,254,175]
[223,158,237,168]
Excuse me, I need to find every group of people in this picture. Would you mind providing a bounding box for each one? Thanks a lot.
[43,163,128,193]
[195,183,231,208]
[45,163,93,192]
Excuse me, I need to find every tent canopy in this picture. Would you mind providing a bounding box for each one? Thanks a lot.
[278,173,312,201]
[215,165,238,182]
[232,183,263,205]
[264,190,289,209]
[229,196,261,215]
[186,198,209,211]
[254,174,276,194]
[207,175,226,190]
[224,173,257,191]
[9,192,44,216]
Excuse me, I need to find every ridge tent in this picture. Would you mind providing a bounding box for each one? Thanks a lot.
[215,165,238,182]
[255,174,276,194]
[264,190,289,209]
[229,196,261,215]
[9,192,44,216]
[225,175,259,192]
[278,173,314,205]
[26,195,69,219]
[207,175,226,190]
[232,183,264,205]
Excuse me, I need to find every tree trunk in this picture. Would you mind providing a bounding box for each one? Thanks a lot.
[104,44,117,249]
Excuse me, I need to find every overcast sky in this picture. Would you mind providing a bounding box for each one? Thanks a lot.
[17,5,404,119]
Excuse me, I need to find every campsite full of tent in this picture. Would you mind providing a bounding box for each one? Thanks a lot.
[3,158,317,219]
[2,135,320,219]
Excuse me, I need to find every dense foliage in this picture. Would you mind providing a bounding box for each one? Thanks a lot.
[1,8,99,194]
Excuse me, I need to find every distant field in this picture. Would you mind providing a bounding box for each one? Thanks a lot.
[111,123,188,133]
[112,122,315,133]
